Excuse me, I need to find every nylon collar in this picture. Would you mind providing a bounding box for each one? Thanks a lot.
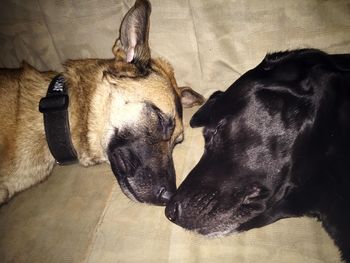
[39,75,78,165]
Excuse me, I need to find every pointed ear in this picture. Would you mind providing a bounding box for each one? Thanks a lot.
[190,90,223,127]
[113,0,151,68]
[179,86,205,108]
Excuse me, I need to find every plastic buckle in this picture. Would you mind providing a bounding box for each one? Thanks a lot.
[39,94,69,113]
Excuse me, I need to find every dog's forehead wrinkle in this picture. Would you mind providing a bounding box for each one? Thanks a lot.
[109,96,144,128]
[110,71,177,113]
[108,88,179,134]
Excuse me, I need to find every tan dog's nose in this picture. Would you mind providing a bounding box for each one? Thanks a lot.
[157,187,174,205]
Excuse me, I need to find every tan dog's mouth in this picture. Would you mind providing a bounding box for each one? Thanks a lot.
[108,145,175,206]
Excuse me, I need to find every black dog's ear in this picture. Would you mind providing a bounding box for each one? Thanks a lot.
[190,91,224,128]
[113,0,151,67]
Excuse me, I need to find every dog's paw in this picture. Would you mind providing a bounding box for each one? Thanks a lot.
[0,185,9,205]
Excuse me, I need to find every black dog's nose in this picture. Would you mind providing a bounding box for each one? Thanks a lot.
[165,201,182,222]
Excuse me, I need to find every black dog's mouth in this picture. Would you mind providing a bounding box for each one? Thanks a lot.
[165,184,271,237]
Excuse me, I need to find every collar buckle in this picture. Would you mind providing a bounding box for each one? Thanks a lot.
[39,94,69,113]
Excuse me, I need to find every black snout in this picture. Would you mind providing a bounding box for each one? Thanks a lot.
[113,149,140,177]
[165,201,182,223]
[107,131,177,206]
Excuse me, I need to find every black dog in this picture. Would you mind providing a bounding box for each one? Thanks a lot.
[165,49,350,262]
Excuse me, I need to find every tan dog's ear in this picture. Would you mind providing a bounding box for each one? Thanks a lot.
[179,86,205,108]
[113,0,151,69]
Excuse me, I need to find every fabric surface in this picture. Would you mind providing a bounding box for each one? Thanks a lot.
[0,0,349,262]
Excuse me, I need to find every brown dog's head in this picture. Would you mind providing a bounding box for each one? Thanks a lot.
[99,0,204,206]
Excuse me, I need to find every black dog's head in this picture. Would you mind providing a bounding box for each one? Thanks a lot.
[166,49,350,236]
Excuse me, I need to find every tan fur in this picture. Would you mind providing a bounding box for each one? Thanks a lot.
[0,56,187,204]
[0,0,204,205]
[0,63,56,203]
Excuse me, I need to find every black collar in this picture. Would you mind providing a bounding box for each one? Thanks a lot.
[39,74,78,165]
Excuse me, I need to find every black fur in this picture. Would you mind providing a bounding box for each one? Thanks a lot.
[165,49,350,262]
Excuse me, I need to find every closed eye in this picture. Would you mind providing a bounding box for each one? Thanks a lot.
[203,119,226,144]
[174,133,184,145]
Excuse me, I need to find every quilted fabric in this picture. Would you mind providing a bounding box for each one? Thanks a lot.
[0,0,349,262]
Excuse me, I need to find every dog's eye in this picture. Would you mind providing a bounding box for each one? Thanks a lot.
[203,128,213,143]
[174,133,184,145]
[203,119,226,144]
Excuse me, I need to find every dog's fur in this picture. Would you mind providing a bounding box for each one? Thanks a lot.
[0,0,204,206]
[166,49,350,261]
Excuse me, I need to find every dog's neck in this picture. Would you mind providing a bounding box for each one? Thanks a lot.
[62,59,113,167]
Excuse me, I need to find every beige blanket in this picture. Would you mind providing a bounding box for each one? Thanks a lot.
[0,0,349,262]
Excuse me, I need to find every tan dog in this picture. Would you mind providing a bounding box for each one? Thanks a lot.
[0,0,204,206]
